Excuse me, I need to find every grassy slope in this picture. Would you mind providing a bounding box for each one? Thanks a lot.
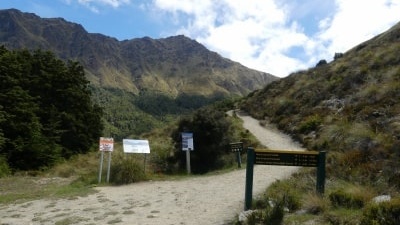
[238,21,400,224]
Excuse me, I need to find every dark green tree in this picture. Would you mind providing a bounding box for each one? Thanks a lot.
[0,49,60,169]
[0,47,103,170]
[171,107,234,174]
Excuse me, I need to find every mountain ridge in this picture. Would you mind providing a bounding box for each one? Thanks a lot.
[0,8,278,97]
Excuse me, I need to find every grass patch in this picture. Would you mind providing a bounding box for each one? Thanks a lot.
[0,175,95,204]
[284,213,327,225]
[323,208,363,225]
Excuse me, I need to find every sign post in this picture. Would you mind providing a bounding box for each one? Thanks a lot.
[181,132,194,174]
[244,148,326,210]
[98,137,114,183]
[106,151,112,183]
[230,142,243,168]
[245,147,255,210]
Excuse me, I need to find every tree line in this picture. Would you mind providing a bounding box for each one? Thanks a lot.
[0,46,103,172]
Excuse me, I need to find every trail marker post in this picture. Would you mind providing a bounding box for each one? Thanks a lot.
[230,142,243,168]
[244,147,326,210]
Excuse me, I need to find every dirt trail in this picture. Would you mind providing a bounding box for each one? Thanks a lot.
[0,111,304,225]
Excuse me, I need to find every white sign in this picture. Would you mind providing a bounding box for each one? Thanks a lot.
[99,137,114,152]
[123,139,150,154]
[182,132,194,151]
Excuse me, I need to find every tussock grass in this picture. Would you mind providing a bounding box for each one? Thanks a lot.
[302,193,330,214]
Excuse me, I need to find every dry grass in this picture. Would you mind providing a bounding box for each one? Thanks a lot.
[302,193,330,215]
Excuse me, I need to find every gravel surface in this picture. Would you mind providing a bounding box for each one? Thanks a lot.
[0,111,304,225]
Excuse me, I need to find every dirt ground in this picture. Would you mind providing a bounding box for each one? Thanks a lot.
[0,111,304,225]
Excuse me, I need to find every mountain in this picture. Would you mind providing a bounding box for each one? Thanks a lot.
[0,8,277,97]
[241,21,400,189]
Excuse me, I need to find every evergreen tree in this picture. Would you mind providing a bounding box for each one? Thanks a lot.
[0,47,103,170]
[171,107,233,173]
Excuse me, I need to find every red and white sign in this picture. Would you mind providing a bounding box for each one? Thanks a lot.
[99,137,114,152]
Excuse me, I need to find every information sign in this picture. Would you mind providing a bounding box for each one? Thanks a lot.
[244,148,326,210]
[181,132,194,151]
[254,150,319,167]
[230,142,243,152]
[123,139,150,154]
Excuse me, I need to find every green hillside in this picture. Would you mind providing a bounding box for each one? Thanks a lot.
[238,21,400,224]
[0,8,278,138]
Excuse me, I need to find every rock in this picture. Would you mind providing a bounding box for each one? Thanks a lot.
[372,195,391,203]
[238,210,255,224]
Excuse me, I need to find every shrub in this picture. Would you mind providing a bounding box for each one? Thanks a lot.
[262,200,284,224]
[324,208,363,225]
[302,193,330,214]
[0,156,11,177]
[299,115,322,133]
[170,108,235,174]
[264,179,302,211]
[109,155,147,185]
[362,197,400,225]
[328,184,374,209]
[242,201,284,225]
[329,189,364,209]
[316,59,327,67]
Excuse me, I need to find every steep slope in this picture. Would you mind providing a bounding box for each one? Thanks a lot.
[0,8,277,97]
[241,20,400,188]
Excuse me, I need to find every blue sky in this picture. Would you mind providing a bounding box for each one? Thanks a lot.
[1,0,400,77]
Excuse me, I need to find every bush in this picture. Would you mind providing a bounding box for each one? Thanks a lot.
[324,208,363,225]
[109,155,147,185]
[264,179,302,212]
[242,201,284,225]
[170,108,235,174]
[362,197,400,225]
[262,201,284,224]
[0,156,11,177]
[328,184,374,209]
[302,193,330,214]
[299,115,322,133]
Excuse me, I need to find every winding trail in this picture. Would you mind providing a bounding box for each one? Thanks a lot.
[0,111,304,225]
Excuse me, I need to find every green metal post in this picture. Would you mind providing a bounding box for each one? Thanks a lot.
[316,151,326,195]
[245,147,255,210]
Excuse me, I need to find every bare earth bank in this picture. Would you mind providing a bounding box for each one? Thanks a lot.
[0,111,304,225]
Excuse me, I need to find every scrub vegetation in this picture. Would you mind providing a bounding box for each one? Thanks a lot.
[237,21,400,224]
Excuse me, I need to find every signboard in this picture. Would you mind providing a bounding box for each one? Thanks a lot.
[244,148,326,210]
[230,142,243,152]
[254,150,319,167]
[99,137,114,152]
[181,132,194,151]
[230,142,244,168]
[123,139,150,154]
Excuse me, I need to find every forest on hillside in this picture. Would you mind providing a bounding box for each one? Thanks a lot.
[0,47,103,172]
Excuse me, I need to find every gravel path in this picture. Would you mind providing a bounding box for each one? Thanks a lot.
[0,111,304,225]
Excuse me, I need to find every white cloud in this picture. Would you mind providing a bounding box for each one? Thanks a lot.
[151,0,400,77]
[76,0,131,13]
[315,0,400,59]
